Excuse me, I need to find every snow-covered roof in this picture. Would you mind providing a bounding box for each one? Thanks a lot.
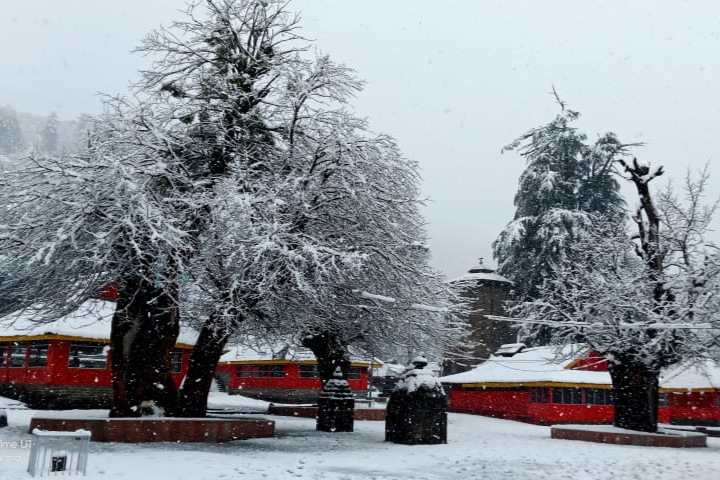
[660,361,720,391]
[219,342,377,366]
[440,345,720,390]
[0,299,198,346]
[440,345,608,386]
[449,266,512,285]
[440,345,720,391]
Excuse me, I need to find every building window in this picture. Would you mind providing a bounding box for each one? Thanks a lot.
[658,393,670,407]
[236,364,285,378]
[694,392,714,409]
[10,342,26,367]
[586,388,613,406]
[347,366,362,380]
[530,387,549,404]
[672,393,690,408]
[28,341,49,368]
[69,342,108,369]
[0,344,7,368]
[171,350,184,373]
[298,364,319,378]
[552,387,583,405]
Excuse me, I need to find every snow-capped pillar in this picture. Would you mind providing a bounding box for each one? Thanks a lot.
[385,356,447,445]
[316,367,355,432]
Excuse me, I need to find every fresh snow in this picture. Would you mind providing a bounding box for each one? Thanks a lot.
[440,345,720,391]
[1,392,720,479]
[0,299,199,346]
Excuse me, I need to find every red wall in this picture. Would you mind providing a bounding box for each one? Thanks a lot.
[0,339,189,388]
[216,362,369,392]
[448,386,720,425]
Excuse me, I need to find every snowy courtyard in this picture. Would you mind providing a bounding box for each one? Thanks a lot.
[1,393,720,480]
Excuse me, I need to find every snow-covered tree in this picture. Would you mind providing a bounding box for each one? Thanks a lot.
[512,162,720,432]
[0,106,23,155]
[0,0,462,420]
[40,113,59,154]
[493,102,628,315]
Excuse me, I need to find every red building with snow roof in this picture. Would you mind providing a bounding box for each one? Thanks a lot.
[0,299,197,409]
[214,344,379,403]
[440,344,720,426]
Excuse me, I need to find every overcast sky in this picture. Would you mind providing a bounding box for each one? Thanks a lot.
[2,1,720,278]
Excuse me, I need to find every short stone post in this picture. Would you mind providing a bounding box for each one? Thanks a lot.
[385,355,447,445]
[317,367,355,432]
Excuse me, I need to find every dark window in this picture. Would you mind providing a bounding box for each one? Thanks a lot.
[586,388,613,406]
[552,387,583,405]
[672,393,690,408]
[694,392,714,409]
[0,344,7,368]
[236,364,285,378]
[10,342,26,367]
[347,366,362,380]
[658,393,670,407]
[171,350,183,373]
[530,387,549,404]
[298,364,319,378]
[68,342,108,369]
[28,341,49,368]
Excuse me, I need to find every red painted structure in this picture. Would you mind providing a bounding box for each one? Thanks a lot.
[441,345,720,426]
[0,299,195,409]
[214,359,375,403]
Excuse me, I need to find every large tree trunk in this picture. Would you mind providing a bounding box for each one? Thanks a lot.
[609,358,659,433]
[109,275,180,417]
[302,331,354,433]
[302,331,351,385]
[173,312,233,417]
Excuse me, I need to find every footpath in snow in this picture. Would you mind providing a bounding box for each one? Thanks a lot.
[1,393,719,480]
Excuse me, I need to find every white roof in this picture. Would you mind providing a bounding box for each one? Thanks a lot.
[441,345,608,386]
[660,361,720,390]
[449,268,512,285]
[0,299,199,346]
[440,345,720,391]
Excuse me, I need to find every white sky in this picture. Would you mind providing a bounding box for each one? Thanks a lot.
[2,1,720,278]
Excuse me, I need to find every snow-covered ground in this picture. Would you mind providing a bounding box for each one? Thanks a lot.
[1,393,720,479]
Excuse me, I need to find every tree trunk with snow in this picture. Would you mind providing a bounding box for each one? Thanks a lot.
[110,276,180,417]
[174,312,233,417]
[302,331,352,384]
[609,358,659,433]
[302,331,354,431]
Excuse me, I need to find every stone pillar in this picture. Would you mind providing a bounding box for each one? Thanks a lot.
[385,356,447,445]
[316,368,355,432]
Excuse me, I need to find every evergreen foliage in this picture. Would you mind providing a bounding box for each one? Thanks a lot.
[493,104,628,304]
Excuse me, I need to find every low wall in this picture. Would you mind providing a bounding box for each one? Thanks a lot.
[268,404,386,421]
[551,425,707,448]
[30,416,275,443]
[0,384,112,410]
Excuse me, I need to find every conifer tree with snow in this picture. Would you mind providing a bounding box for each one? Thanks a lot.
[40,113,59,154]
[493,99,628,317]
[0,106,23,155]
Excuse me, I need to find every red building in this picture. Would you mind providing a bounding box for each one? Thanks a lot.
[0,299,196,409]
[215,344,378,403]
[441,344,720,426]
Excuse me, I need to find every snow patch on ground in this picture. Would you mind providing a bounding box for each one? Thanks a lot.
[1,394,720,479]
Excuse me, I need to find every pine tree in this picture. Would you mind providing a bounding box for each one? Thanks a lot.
[0,107,23,155]
[493,101,628,308]
[40,113,59,154]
